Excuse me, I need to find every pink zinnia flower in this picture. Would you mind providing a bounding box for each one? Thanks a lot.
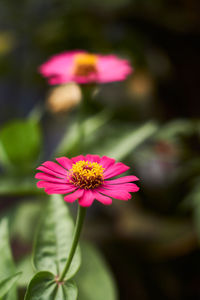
[39,51,132,85]
[35,155,139,207]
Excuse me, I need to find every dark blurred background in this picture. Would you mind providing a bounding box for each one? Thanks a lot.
[0,0,200,299]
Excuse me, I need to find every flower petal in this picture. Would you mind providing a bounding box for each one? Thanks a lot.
[78,190,95,207]
[64,189,84,203]
[42,161,67,176]
[35,173,68,183]
[103,183,140,193]
[71,155,86,163]
[105,175,139,184]
[97,187,132,201]
[93,191,112,205]
[39,51,81,81]
[36,166,66,178]
[44,186,77,195]
[100,156,115,169]
[56,157,72,170]
[103,162,130,179]
[97,56,132,83]
[37,181,73,189]
[85,154,101,163]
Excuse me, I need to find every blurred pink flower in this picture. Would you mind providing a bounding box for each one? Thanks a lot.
[35,154,139,207]
[39,51,132,85]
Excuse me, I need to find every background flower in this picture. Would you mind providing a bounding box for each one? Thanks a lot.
[39,51,132,85]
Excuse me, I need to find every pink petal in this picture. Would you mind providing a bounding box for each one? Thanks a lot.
[100,156,115,169]
[39,51,83,82]
[56,157,72,170]
[71,155,86,163]
[42,161,67,176]
[36,166,66,178]
[35,173,68,183]
[97,56,132,83]
[85,154,101,163]
[97,187,131,201]
[105,175,139,184]
[64,189,84,203]
[36,181,72,189]
[103,162,130,179]
[37,181,44,189]
[78,190,95,207]
[93,191,112,205]
[103,183,140,192]
[45,186,77,195]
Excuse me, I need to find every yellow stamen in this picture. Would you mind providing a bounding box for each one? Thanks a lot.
[69,160,104,189]
[73,53,98,77]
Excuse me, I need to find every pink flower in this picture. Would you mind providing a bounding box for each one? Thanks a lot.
[39,51,132,85]
[35,155,139,207]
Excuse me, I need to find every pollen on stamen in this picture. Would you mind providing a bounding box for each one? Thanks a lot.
[73,53,98,77]
[68,160,104,190]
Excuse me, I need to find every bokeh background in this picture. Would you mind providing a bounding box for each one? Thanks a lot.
[0,0,200,299]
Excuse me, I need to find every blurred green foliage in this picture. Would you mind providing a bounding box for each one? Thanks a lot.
[75,242,117,300]
[0,219,20,300]
[0,0,200,298]
[0,119,41,171]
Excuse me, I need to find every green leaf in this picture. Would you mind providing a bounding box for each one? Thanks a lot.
[33,195,81,280]
[0,219,17,300]
[24,271,78,300]
[16,256,35,287]
[92,121,158,160]
[0,119,41,169]
[0,273,21,298]
[75,242,118,300]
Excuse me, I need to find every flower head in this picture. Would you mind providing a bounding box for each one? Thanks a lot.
[39,50,132,85]
[35,154,139,207]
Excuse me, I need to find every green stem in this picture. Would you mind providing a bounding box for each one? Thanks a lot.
[59,205,86,282]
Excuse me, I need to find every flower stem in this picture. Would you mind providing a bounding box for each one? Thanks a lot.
[58,205,86,282]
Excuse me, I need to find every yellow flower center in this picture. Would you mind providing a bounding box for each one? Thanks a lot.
[69,160,104,189]
[73,53,98,77]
